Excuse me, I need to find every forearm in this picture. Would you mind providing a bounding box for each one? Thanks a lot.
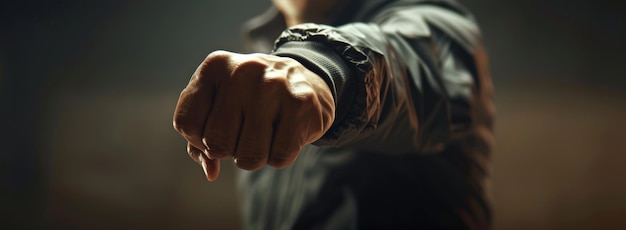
[270,23,385,147]
[270,3,486,150]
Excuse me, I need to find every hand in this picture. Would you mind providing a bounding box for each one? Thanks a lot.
[173,50,335,181]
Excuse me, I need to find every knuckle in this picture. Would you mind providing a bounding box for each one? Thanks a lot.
[196,50,233,82]
[202,134,234,159]
[205,50,232,62]
[263,76,289,89]
[172,117,184,132]
[172,115,194,136]
[263,79,289,97]
[234,155,266,171]
[231,59,267,79]
[234,143,267,170]
[298,92,318,105]
[173,90,202,135]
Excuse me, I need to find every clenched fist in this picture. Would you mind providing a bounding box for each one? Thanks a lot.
[173,51,335,181]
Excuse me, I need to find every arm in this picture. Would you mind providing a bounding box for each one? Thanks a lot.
[172,2,494,181]
[270,2,493,151]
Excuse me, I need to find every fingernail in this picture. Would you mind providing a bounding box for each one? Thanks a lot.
[201,160,209,180]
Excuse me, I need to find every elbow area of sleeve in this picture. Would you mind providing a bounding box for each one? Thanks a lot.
[272,41,355,128]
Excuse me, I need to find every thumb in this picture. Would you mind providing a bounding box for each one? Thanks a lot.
[199,152,221,182]
[188,142,221,181]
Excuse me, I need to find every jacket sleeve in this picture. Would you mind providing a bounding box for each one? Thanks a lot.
[271,3,492,151]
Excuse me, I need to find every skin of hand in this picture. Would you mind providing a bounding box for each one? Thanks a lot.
[173,50,335,181]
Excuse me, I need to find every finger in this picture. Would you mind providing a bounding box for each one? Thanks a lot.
[202,76,244,160]
[200,150,221,181]
[173,51,232,151]
[233,108,274,171]
[187,142,220,181]
[232,74,283,171]
[268,115,304,168]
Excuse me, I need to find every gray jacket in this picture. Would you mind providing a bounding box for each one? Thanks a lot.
[238,0,495,229]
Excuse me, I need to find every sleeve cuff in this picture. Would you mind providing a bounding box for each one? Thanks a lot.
[272,41,356,129]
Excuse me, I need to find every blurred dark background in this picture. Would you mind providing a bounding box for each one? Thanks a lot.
[1,0,625,229]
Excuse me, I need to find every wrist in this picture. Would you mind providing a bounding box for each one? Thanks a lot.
[272,41,353,122]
